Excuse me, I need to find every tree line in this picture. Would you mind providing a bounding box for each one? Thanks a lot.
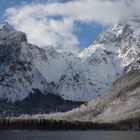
[0,117,140,131]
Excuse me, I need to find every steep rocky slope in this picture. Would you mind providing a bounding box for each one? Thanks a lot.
[0,22,51,102]
[57,15,140,101]
[41,63,140,123]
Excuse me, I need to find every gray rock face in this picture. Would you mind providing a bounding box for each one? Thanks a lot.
[0,22,50,102]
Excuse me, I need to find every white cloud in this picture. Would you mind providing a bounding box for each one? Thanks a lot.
[5,0,140,52]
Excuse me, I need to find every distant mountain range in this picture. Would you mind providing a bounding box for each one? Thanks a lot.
[0,15,140,117]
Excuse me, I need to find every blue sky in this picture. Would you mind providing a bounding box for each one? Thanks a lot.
[0,0,24,20]
[0,0,138,52]
[75,22,105,49]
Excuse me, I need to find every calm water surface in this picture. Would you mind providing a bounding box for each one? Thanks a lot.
[0,131,140,140]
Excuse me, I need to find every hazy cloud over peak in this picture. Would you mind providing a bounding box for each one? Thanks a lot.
[5,0,140,52]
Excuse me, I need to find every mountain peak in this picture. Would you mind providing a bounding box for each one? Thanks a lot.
[119,15,140,36]
[0,22,27,44]
[0,22,16,32]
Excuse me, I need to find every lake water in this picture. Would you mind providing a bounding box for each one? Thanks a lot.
[0,131,140,140]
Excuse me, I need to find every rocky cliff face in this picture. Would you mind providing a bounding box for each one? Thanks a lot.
[0,22,50,102]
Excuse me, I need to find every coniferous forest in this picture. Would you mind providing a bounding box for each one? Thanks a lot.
[0,117,140,131]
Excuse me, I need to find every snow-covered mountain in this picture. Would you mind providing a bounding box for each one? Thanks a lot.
[57,15,140,101]
[0,22,81,105]
[0,22,51,102]
[0,15,140,103]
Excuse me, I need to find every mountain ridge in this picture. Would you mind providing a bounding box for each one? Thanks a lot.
[0,15,140,104]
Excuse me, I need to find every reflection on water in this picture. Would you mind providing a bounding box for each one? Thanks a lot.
[0,131,140,140]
